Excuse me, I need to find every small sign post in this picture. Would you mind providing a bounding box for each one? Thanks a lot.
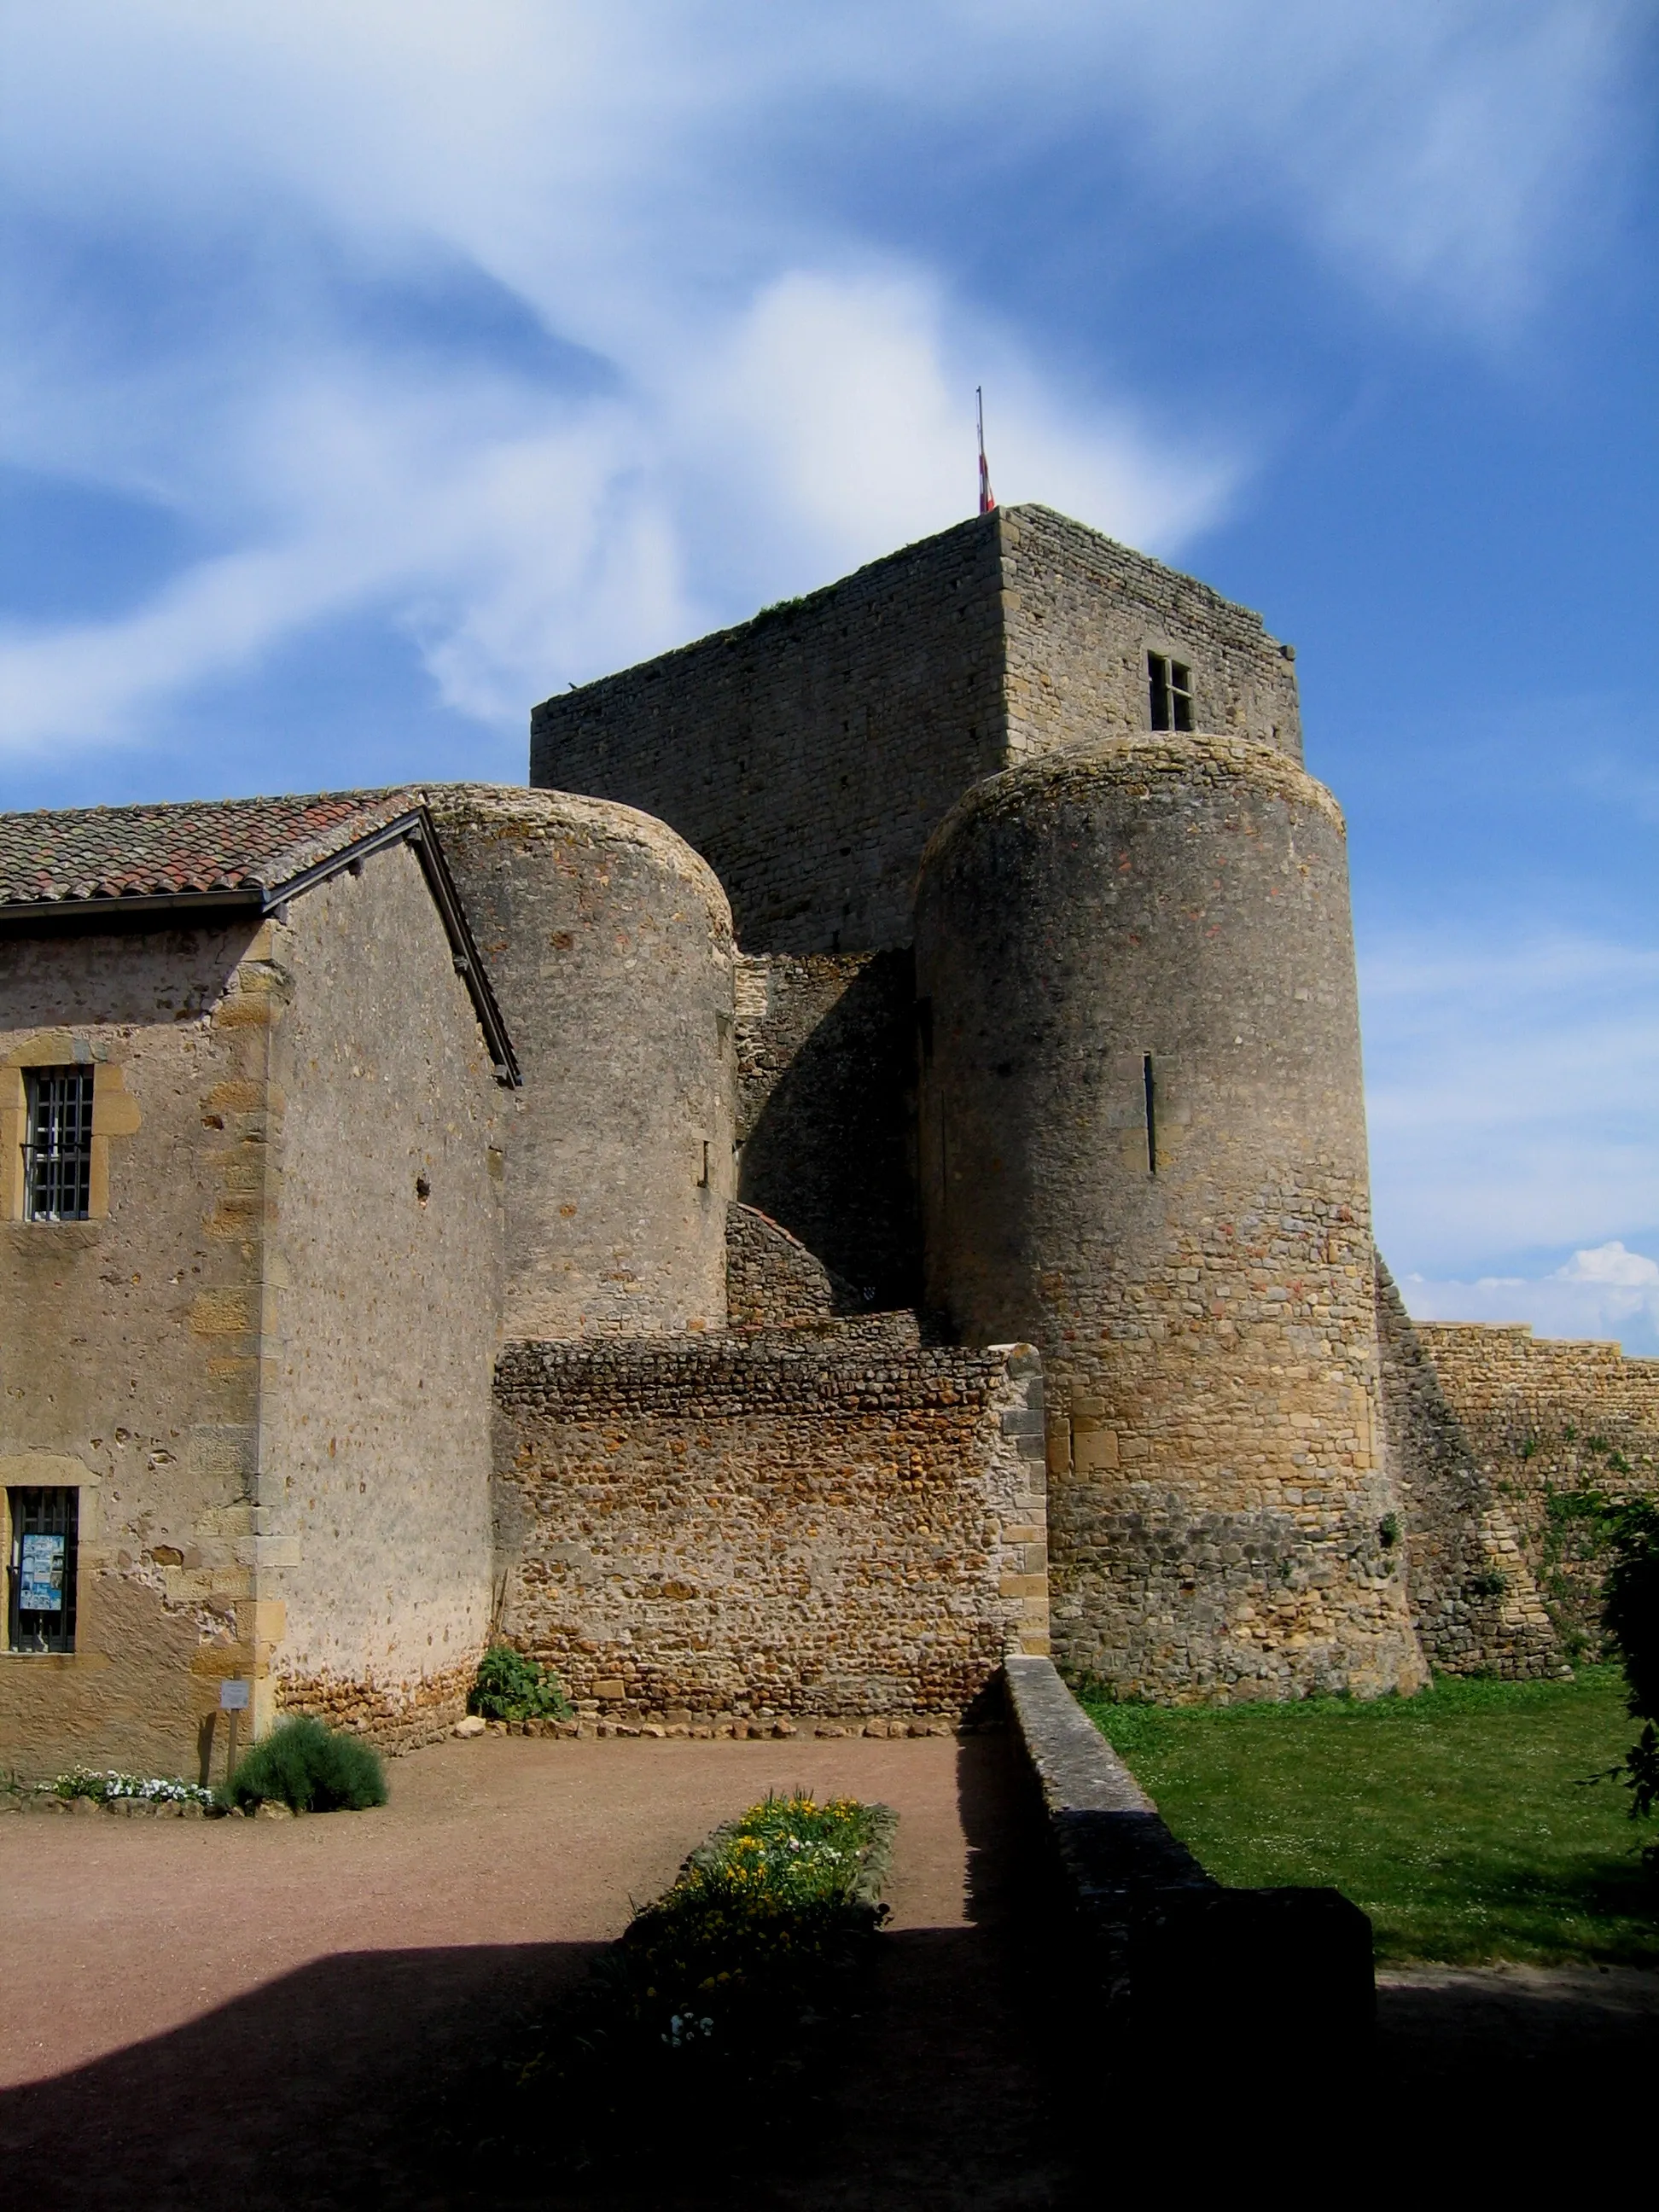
[219,1676,250,1784]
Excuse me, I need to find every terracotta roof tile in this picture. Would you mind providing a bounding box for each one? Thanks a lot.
[0,789,422,911]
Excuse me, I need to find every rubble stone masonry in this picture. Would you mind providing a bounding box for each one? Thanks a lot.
[916,736,1424,1703]
[1374,1260,1559,1677]
[1392,1283,1658,1660]
[733,949,919,1306]
[492,1332,1049,1720]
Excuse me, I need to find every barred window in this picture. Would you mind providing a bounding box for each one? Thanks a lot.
[1148,653,1194,733]
[24,1067,94,1222]
[8,1486,79,1653]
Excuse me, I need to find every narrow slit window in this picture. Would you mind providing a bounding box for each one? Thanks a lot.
[8,1487,79,1653]
[1143,1052,1157,1176]
[23,1067,95,1222]
[1148,653,1195,733]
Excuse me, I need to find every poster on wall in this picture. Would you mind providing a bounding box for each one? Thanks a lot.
[20,1532,66,1613]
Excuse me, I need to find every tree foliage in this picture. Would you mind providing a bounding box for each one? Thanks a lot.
[1598,1495,1659,1835]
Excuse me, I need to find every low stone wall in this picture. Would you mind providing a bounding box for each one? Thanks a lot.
[1003,1655,1214,1943]
[274,1657,476,1754]
[492,1333,1050,1720]
[1003,1656,1374,2057]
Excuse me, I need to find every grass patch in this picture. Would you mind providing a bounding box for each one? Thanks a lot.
[1077,1667,1656,1967]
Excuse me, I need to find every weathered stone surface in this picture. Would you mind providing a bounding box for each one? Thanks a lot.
[531,505,1300,955]
[725,1202,857,1330]
[0,835,504,1781]
[917,739,1423,1703]
[1380,1263,1658,1668]
[492,1332,1050,1718]
[732,951,920,1306]
[426,784,735,1340]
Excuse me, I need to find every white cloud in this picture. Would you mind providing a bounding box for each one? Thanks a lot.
[1403,1243,1659,1357]
[0,1,1646,754]
[1363,929,1659,1339]
[1557,1241,1659,1290]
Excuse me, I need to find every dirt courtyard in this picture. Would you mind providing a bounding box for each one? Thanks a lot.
[0,1731,1083,2210]
[3,1731,1656,2208]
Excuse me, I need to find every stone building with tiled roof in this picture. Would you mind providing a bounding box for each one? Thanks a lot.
[0,795,517,1773]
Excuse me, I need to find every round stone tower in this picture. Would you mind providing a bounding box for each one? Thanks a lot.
[914,734,1424,1703]
[427,784,735,1339]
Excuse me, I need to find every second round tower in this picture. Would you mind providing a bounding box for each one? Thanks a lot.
[915,734,1424,1703]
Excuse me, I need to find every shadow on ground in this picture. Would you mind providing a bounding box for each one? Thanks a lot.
[3,1731,1655,2206]
[0,1735,1083,2212]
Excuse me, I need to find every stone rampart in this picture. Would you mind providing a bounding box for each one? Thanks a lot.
[725,1201,857,1329]
[1374,1260,1559,1675]
[1404,1300,1659,1653]
[492,1334,1050,1720]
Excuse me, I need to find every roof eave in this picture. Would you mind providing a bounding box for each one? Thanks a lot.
[0,806,521,1089]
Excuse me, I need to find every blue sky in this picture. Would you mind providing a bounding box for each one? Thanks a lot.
[3,2,1656,1348]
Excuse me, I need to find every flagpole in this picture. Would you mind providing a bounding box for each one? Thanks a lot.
[976,386,996,515]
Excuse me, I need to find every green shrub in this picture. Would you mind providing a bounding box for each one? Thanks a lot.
[224,1716,387,1813]
[469,1644,572,1722]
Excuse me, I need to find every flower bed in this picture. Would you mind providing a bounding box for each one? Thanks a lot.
[53,1769,215,1809]
[463,1792,897,2176]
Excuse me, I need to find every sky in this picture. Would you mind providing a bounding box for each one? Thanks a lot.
[2,2,1656,1349]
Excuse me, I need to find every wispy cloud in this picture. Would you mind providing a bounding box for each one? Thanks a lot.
[0,1,1646,757]
[1363,930,1659,1297]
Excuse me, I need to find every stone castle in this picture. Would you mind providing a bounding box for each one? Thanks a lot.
[3,504,1654,1778]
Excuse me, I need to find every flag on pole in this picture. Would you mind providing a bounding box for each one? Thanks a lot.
[976,386,996,515]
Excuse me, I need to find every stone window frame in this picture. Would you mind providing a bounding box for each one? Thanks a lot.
[0,1033,142,1224]
[5,1482,79,1653]
[0,1458,100,1665]
[21,1066,95,1221]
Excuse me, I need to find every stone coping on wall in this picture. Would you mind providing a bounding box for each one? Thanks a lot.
[1003,1655,1214,1930]
[495,1329,1012,1412]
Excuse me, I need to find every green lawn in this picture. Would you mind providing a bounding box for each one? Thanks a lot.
[1078,1666,1657,1965]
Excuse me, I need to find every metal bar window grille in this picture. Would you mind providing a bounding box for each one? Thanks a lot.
[24,1067,94,1222]
[7,1486,79,1653]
